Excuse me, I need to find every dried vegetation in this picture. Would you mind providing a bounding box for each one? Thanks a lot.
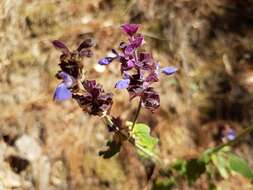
[1,0,253,189]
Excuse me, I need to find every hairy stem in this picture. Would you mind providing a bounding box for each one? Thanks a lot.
[131,98,142,131]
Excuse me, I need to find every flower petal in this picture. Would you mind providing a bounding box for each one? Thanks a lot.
[145,72,159,83]
[57,71,75,87]
[121,23,139,36]
[77,38,94,51]
[124,45,134,55]
[115,79,130,89]
[227,129,236,140]
[79,49,93,57]
[161,66,178,75]
[141,87,160,112]
[98,57,113,65]
[122,71,130,79]
[53,83,72,101]
[52,40,70,55]
[130,35,144,48]
[73,81,113,116]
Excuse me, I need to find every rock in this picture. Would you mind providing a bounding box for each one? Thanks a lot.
[0,142,7,165]
[50,160,67,188]
[0,169,21,188]
[15,135,42,162]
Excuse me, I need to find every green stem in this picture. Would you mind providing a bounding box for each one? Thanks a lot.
[210,125,253,154]
[131,98,142,131]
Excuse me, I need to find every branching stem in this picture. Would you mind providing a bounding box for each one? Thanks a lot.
[209,125,253,155]
[102,114,162,165]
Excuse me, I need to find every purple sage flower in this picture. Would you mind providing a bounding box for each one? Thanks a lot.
[52,39,94,102]
[115,79,130,89]
[121,23,139,36]
[227,129,236,141]
[52,39,94,79]
[56,71,76,87]
[53,83,72,101]
[130,34,144,48]
[98,50,118,66]
[98,57,113,65]
[161,66,178,75]
[52,40,70,55]
[53,72,75,102]
[73,80,113,116]
[141,87,160,112]
[99,23,177,112]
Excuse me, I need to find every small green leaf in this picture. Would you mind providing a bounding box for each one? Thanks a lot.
[152,177,175,190]
[171,159,187,175]
[99,140,121,159]
[211,154,229,179]
[228,154,253,180]
[129,122,158,159]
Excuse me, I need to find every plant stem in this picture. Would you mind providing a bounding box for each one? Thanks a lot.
[131,98,142,131]
[210,125,253,154]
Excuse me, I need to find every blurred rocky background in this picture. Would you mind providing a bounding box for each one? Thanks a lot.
[1,0,253,189]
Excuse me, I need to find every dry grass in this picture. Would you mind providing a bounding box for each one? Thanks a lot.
[1,0,253,189]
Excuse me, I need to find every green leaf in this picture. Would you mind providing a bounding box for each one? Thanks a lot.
[228,154,253,180]
[99,140,121,159]
[211,154,229,179]
[171,159,187,175]
[129,122,158,159]
[152,177,175,190]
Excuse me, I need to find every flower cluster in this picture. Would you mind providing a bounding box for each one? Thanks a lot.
[53,39,113,116]
[99,24,177,112]
[73,80,113,116]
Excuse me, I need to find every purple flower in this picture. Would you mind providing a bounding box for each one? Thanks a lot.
[52,40,70,55]
[52,39,94,78]
[115,79,130,89]
[77,38,94,51]
[53,72,75,102]
[98,50,119,66]
[130,34,144,48]
[52,40,94,103]
[141,87,160,112]
[145,71,159,83]
[123,35,144,56]
[53,83,72,101]
[120,57,135,72]
[121,24,139,36]
[79,49,93,57]
[161,66,178,75]
[73,80,113,116]
[98,57,113,65]
[56,71,75,87]
[124,45,135,55]
[139,52,152,65]
[227,129,236,141]
[99,23,177,112]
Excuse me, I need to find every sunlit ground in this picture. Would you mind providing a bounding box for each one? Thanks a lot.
[1,0,253,189]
